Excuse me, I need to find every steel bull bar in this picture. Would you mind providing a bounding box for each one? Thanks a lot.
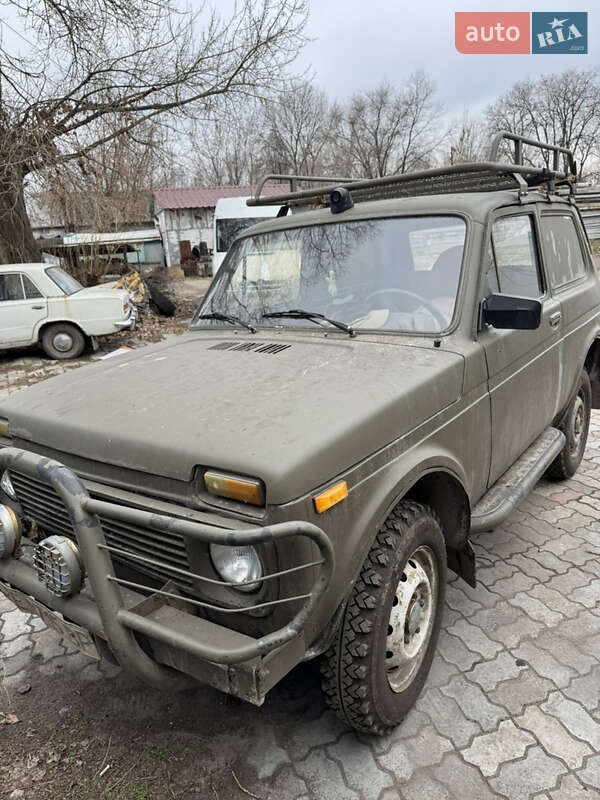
[0,448,335,697]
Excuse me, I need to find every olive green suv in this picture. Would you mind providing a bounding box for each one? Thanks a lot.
[1,132,599,734]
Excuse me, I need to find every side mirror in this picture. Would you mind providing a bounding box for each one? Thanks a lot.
[482,293,542,330]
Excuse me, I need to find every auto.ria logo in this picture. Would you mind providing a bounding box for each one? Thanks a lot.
[455,11,588,55]
[531,13,588,54]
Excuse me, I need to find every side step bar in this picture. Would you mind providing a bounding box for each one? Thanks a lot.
[471,427,565,534]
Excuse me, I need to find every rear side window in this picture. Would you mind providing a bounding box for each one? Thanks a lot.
[45,266,83,295]
[541,214,587,289]
[23,275,43,299]
[0,274,25,301]
[488,215,542,298]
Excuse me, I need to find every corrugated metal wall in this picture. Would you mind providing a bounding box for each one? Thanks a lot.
[575,188,600,240]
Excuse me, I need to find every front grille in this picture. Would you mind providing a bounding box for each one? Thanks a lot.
[10,471,193,591]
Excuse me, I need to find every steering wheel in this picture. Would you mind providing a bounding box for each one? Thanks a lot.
[365,288,448,330]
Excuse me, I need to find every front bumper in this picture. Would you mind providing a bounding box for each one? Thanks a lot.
[0,447,334,704]
[114,306,138,330]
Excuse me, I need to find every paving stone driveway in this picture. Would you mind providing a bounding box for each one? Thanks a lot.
[0,351,599,800]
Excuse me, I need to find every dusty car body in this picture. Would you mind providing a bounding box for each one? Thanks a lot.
[0,263,136,359]
[1,133,599,734]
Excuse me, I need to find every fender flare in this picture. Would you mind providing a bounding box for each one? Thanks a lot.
[36,319,90,343]
[341,447,472,595]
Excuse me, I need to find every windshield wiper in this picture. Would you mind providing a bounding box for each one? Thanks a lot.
[197,312,257,334]
[263,309,355,337]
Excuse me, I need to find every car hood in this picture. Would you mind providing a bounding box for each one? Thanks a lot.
[2,332,464,503]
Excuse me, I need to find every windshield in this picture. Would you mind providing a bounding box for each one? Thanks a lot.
[216,217,273,253]
[194,216,466,334]
[45,267,83,296]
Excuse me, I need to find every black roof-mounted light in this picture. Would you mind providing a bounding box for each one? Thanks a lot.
[329,187,353,214]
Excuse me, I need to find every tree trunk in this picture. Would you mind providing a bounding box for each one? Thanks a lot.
[0,166,39,264]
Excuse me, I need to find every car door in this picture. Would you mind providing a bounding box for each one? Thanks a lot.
[538,209,598,414]
[480,209,562,486]
[0,273,48,346]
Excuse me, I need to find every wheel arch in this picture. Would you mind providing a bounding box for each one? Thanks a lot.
[37,319,88,344]
[348,457,473,591]
[584,336,600,408]
[308,463,474,658]
[403,470,471,553]
[403,469,474,586]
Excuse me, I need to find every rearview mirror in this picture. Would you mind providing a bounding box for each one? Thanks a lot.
[482,294,542,330]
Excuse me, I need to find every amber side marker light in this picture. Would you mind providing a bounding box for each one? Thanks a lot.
[204,471,265,506]
[0,418,9,437]
[314,481,348,514]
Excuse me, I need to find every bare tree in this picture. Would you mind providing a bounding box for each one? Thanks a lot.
[486,69,600,176]
[0,0,308,263]
[341,73,442,178]
[260,81,341,175]
[191,101,267,186]
[445,112,487,164]
[37,117,163,232]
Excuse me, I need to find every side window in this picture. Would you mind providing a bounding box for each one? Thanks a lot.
[490,215,542,298]
[541,214,587,289]
[0,274,25,302]
[22,275,43,299]
[483,244,500,295]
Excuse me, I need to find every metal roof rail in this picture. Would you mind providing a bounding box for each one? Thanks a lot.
[488,131,577,176]
[247,133,577,209]
[252,173,356,198]
[247,163,564,208]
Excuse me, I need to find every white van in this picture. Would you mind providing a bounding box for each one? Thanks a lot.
[212,197,279,276]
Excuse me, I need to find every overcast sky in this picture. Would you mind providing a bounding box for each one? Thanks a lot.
[298,0,597,115]
[1,0,596,118]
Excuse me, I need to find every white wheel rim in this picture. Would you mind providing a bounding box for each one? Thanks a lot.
[570,395,585,455]
[386,545,438,693]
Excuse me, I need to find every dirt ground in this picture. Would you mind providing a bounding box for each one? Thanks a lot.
[0,645,325,800]
[110,276,212,346]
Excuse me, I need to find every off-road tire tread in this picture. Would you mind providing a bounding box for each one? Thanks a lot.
[320,500,442,735]
[547,370,591,480]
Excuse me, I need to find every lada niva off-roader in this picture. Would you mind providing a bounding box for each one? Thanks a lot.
[1,132,599,734]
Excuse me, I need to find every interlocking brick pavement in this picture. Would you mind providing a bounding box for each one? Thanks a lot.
[0,353,599,799]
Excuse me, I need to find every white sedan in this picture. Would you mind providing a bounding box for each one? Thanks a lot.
[0,264,136,359]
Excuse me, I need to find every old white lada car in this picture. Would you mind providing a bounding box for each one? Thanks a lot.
[0,263,136,359]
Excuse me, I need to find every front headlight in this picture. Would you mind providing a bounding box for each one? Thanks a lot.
[1,471,16,501]
[0,504,21,559]
[34,535,84,597]
[209,543,263,593]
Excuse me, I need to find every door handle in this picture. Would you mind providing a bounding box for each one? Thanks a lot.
[549,311,562,327]
[31,305,44,310]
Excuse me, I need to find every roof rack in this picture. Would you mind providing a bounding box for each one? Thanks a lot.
[247,132,577,209]
[488,131,577,174]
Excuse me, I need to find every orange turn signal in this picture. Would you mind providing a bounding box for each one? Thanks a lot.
[314,481,348,514]
[0,418,9,438]
[204,471,265,506]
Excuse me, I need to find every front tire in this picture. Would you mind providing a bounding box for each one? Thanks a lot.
[547,370,591,480]
[320,500,446,735]
[41,323,86,360]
